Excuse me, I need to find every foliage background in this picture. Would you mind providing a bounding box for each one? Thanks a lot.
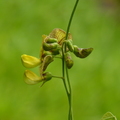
[0,0,120,120]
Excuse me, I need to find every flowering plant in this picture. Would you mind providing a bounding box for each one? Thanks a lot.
[21,28,93,86]
[21,0,117,120]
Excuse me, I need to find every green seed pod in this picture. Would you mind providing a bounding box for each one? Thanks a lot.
[43,42,58,51]
[65,39,74,52]
[65,52,74,69]
[46,37,58,43]
[73,45,93,58]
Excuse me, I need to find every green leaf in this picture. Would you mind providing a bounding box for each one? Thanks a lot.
[101,112,117,120]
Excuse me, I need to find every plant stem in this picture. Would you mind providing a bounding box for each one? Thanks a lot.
[61,0,79,120]
[52,76,63,79]
[65,0,79,40]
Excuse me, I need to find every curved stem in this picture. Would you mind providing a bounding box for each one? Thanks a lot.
[61,43,69,96]
[65,0,79,40]
[66,67,72,120]
[61,1,79,120]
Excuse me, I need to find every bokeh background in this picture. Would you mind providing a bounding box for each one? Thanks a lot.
[0,0,120,120]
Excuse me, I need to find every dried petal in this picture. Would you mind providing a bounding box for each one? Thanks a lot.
[49,28,72,45]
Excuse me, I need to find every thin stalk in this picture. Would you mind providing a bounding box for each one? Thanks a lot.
[61,1,79,120]
[52,76,63,79]
[65,0,79,40]
[66,67,72,120]
[62,43,69,96]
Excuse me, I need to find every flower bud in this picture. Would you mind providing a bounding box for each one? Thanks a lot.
[50,45,61,55]
[40,55,54,76]
[42,51,52,58]
[45,37,58,43]
[74,45,93,58]
[43,42,58,51]
[21,54,40,68]
[24,70,42,85]
[40,72,53,87]
[42,72,52,81]
[65,52,74,69]
[65,39,74,52]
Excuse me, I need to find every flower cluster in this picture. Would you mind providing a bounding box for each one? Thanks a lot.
[21,28,93,85]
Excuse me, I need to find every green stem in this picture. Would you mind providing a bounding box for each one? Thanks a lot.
[61,0,79,120]
[52,76,63,79]
[62,43,69,96]
[66,67,72,120]
[65,0,79,40]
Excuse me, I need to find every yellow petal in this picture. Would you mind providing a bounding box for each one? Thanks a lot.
[24,70,42,85]
[21,54,40,68]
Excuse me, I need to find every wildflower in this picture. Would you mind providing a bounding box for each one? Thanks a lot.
[21,53,53,85]
[24,70,42,85]
[21,28,93,86]
[21,54,40,68]
[24,70,52,85]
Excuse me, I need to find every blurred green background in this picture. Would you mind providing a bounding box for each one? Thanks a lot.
[0,0,120,120]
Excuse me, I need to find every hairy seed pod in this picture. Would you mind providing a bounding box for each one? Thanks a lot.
[74,45,93,58]
[65,52,74,69]
[43,42,58,51]
[65,39,74,52]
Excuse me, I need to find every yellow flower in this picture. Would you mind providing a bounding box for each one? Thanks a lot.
[24,70,53,85]
[21,54,40,68]
[24,70,42,85]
